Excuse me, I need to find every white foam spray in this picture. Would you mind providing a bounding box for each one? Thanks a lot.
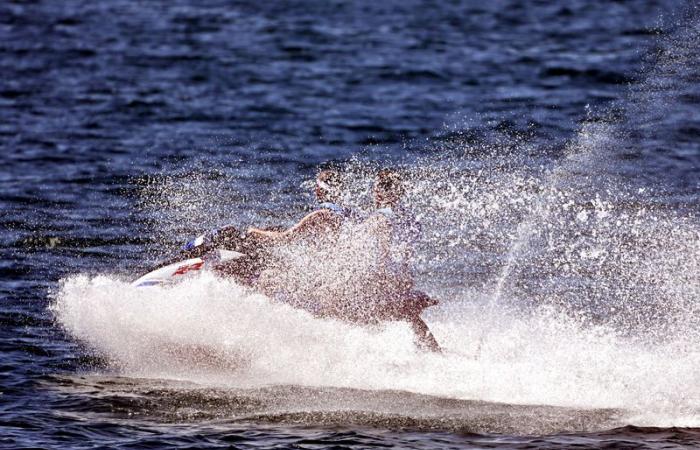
[53,265,700,427]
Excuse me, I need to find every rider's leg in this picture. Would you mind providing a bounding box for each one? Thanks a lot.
[409,316,441,353]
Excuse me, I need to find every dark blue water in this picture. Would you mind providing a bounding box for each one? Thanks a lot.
[2,1,700,448]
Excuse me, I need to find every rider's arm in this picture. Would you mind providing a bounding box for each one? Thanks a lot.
[246,227,281,239]
[248,209,341,242]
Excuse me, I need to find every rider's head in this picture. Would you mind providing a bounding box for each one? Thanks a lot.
[315,169,343,203]
[374,169,405,208]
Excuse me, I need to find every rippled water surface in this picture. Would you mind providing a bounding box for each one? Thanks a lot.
[2,0,700,448]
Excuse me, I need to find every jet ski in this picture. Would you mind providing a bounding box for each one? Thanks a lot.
[131,224,442,351]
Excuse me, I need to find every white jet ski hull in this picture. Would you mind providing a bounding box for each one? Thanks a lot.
[132,249,245,287]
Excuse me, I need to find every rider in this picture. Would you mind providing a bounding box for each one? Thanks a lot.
[247,168,352,242]
[247,168,358,315]
[366,168,441,352]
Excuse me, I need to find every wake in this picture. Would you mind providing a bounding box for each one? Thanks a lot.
[53,268,700,427]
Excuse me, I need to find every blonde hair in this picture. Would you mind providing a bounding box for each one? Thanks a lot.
[375,169,405,206]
